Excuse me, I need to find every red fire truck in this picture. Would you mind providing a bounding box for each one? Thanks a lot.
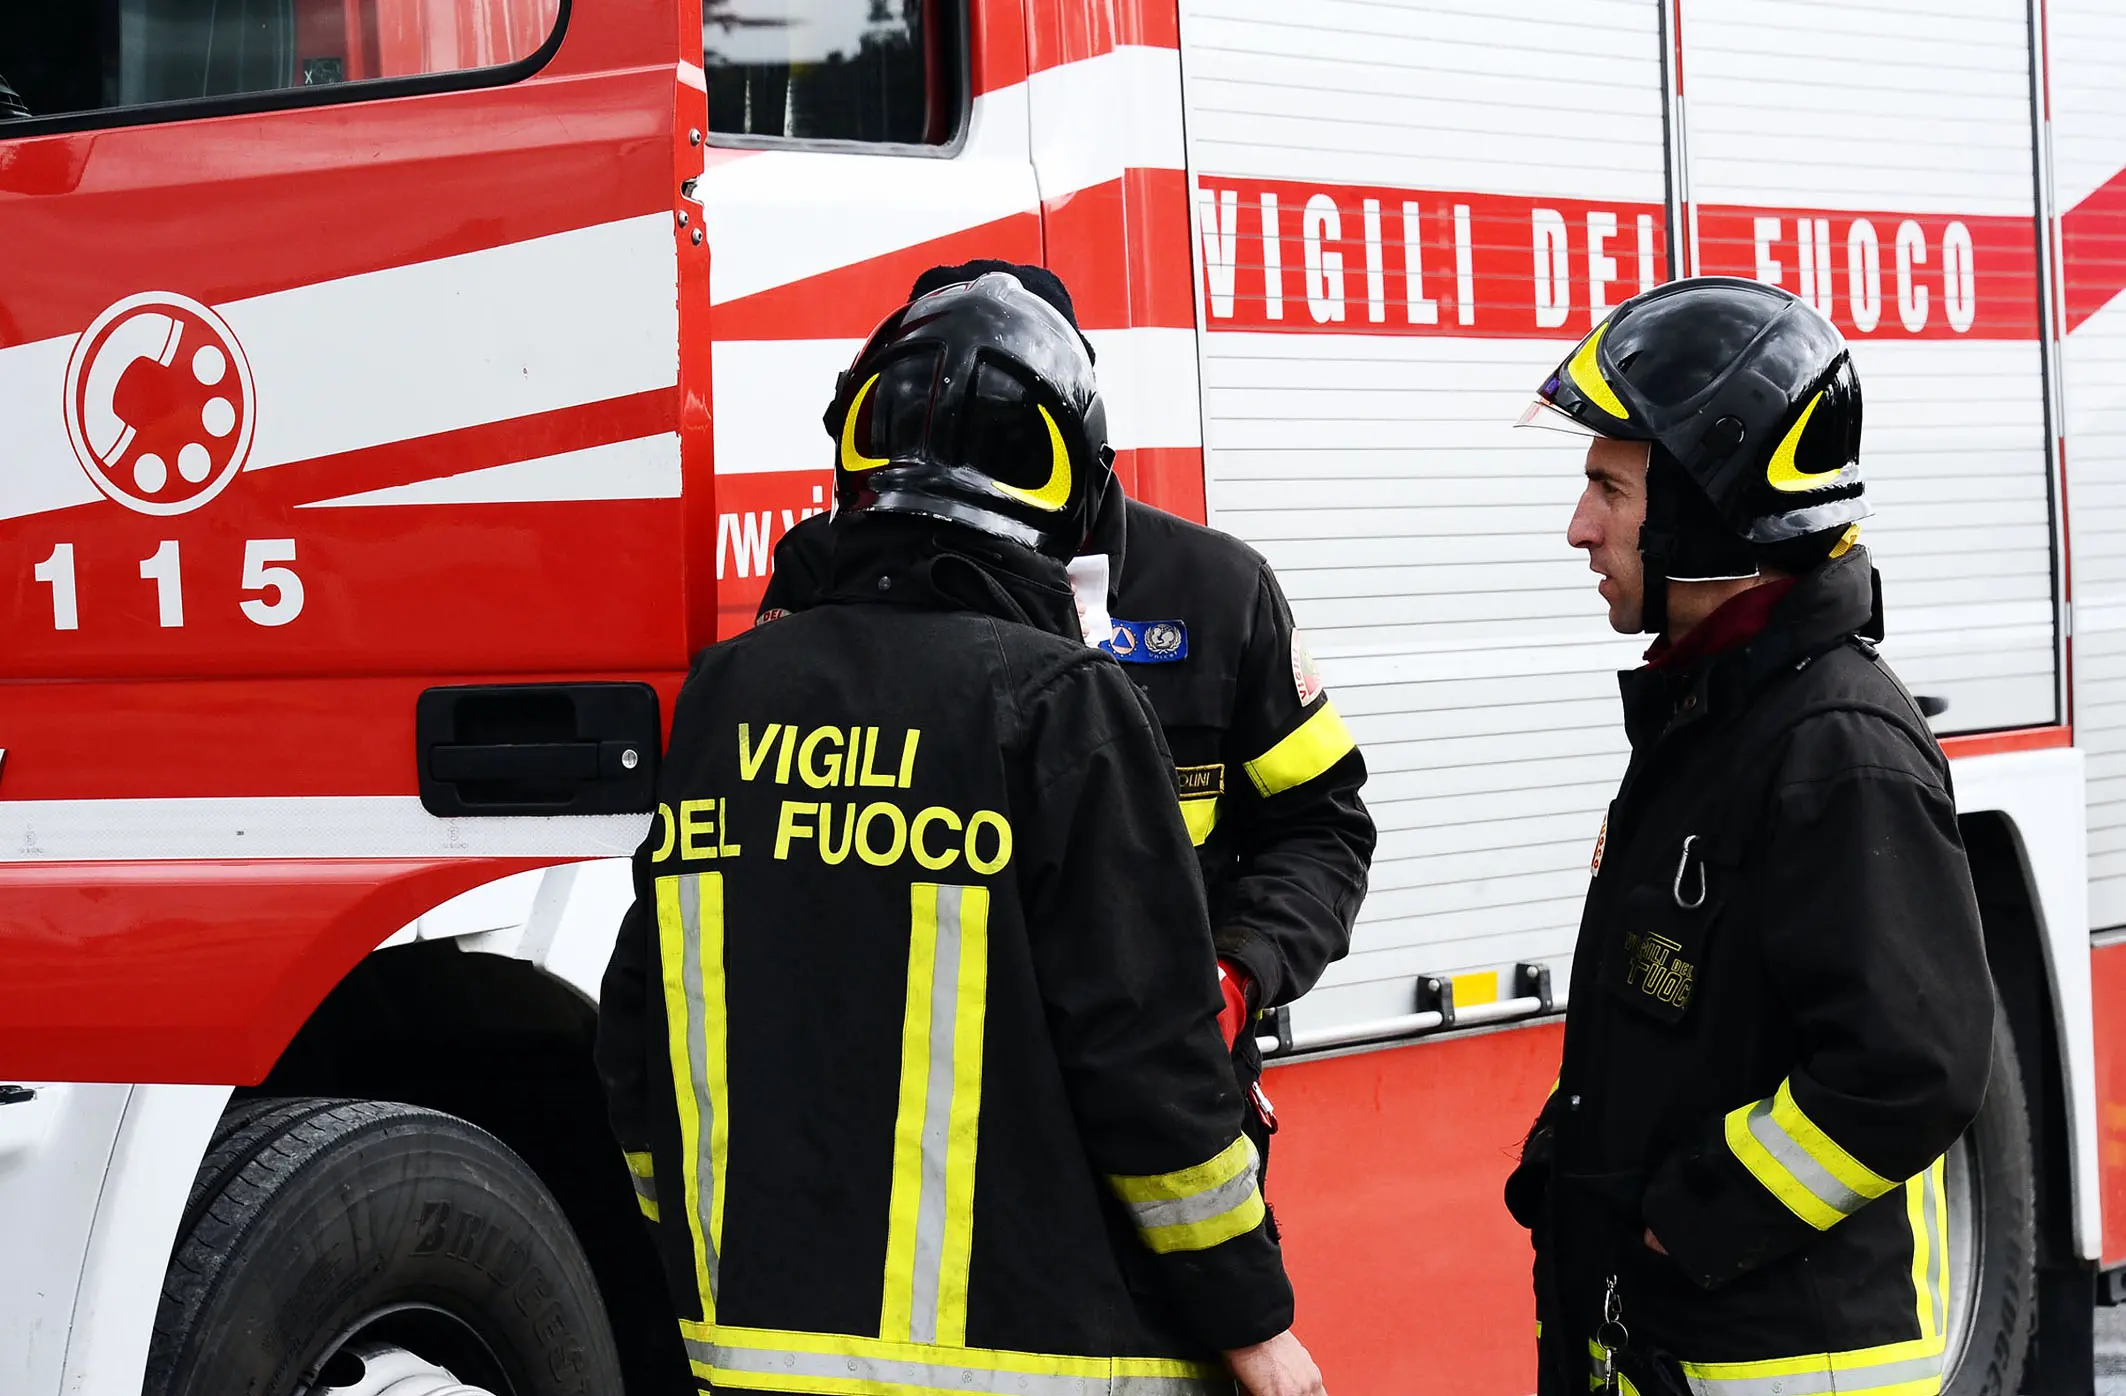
[4,0,2125,1393]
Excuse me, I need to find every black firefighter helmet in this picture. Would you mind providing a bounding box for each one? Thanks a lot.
[822,272,1114,559]
[1523,276,1869,627]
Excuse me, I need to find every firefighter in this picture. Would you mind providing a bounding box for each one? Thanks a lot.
[1502,277,1994,1396]
[759,262,1376,1183]
[596,272,1323,1396]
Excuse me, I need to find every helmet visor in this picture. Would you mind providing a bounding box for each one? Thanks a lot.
[1513,397,1603,438]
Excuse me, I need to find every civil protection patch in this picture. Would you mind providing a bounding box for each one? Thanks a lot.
[1102,618,1188,664]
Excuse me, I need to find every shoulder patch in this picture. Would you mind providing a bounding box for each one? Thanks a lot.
[754,608,789,627]
[1291,632,1325,704]
[1590,812,1608,875]
[1103,618,1188,664]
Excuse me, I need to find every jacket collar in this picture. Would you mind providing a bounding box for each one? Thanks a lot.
[822,514,1082,643]
[1618,549,1882,750]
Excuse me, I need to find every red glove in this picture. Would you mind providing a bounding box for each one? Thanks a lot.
[1217,961,1252,1051]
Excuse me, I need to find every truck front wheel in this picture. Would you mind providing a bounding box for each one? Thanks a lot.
[145,1097,624,1396]
[1943,1018,2037,1396]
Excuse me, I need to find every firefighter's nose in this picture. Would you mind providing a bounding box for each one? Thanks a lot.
[1567,487,1602,551]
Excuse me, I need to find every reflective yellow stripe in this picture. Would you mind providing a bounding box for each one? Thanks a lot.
[1907,1163,1933,1343]
[1723,1078,1896,1231]
[1139,1188,1266,1254]
[1566,322,1631,419]
[1906,1155,1949,1345]
[624,1150,660,1222]
[1679,1335,1945,1396]
[936,888,989,1346]
[1109,1136,1266,1254]
[679,1321,1225,1396]
[1932,1155,1950,1342]
[1243,701,1356,797]
[1179,795,1219,846]
[1769,1079,1894,1198]
[657,871,731,1320]
[882,885,990,1346]
[1110,1135,1255,1204]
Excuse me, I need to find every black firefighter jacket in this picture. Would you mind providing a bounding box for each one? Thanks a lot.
[1505,550,1993,1396]
[597,516,1294,1396]
[759,491,1377,1129]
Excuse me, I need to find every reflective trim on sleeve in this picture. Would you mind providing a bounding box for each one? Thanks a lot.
[1679,1336,1945,1396]
[1179,795,1219,846]
[657,871,732,1318]
[1242,701,1356,798]
[1723,1079,1896,1230]
[678,1322,1226,1396]
[881,884,991,1348]
[624,1152,661,1222]
[1109,1136,1265,1253]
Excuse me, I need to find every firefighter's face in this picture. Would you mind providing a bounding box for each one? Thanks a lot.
[1567,437,1651,634]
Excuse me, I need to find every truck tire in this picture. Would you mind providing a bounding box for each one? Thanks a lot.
[1943,1019,2036,1396]
[145,1097,624,1396]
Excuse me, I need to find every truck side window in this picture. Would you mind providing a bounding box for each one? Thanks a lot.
[703,0,961,147]
[0,0,561,126]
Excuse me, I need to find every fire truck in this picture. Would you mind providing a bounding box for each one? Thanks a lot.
[2,0,2123,1392]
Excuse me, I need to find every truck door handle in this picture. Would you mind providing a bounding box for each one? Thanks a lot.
[429,741,605,783]
[416,683,660,817]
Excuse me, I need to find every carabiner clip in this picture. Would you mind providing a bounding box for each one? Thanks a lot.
[1672,834,1707,910]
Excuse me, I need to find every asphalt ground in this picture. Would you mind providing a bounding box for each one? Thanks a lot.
[2100,1301,2126,1392]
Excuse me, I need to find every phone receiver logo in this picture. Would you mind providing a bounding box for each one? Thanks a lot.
[63,292,256,516]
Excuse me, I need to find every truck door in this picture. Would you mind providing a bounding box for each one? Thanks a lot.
[1674,0,2060,736]
[694,0,1042,635]
[1169,0,1674,1389]
[0,0,711,1083]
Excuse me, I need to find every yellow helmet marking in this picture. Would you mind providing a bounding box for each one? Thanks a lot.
[1765,391,1843,492]
[992,405,1073,513]
[1565,323,1630,420]
[839,373,893,473]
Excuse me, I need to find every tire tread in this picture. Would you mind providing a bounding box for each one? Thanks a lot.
[146,1098,480,1395]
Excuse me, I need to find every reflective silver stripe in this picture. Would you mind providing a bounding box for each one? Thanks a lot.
[678,873,720,1302]
[630,1172,658,1207]
[1682,1353,1943,1396]
[1115,1380,1227,1396]
[908,883,968,1344]
[1745,1098,1870,1219]
[1126,1141,1261,1231]
[688,1340,1228,1396]
[1920,1166,1946,1338]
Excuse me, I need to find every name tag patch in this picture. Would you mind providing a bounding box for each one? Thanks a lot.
[1103,619,1188,664]
[1175,764,1224,798]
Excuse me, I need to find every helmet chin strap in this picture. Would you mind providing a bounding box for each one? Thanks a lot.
[1638,452,1757,636]
[1638,568,1669,636]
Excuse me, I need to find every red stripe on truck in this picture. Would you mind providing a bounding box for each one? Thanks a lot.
[1694,205,2041,341]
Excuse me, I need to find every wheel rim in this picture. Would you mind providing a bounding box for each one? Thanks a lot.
[313,1343,498,1396]
[303,1302,511,1396]
[1943,1132,1982,1384]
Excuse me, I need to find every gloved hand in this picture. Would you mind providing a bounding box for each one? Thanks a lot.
[1217,960,1252,1051]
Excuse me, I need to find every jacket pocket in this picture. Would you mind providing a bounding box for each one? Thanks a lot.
[1598,837,1722,1026]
